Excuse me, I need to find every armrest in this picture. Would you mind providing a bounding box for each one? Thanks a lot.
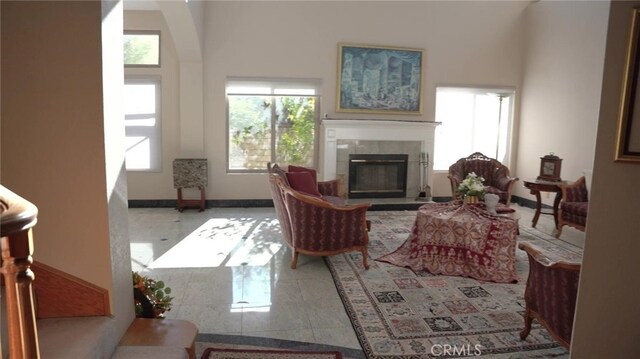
[494,175,518,192]
[447,174,463,199]
[317,179,340,197]
[518,242,581,271]
[561,176,588,203]
[282,188,371,252]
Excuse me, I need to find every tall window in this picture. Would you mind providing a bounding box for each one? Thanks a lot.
[124,78,162,171]
[434,86,514,171]
[227,78,320,172]
[124,31,160,67]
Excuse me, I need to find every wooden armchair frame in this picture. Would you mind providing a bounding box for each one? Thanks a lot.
[267,166,371,270]
[447,152,518,206]
[518,242,581,348]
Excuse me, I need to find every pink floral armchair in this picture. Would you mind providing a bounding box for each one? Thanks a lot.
[267,163,371,269]
[448,152,518,205]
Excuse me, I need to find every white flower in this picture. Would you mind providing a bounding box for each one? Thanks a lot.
[457,172,486,197]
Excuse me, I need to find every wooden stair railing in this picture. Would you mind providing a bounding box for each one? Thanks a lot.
[0,185,41,358]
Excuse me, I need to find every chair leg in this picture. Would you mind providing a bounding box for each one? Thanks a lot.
[291,251,299,269]
[361,247,370,270]
[555,223,564,238]
[520,309,533,340]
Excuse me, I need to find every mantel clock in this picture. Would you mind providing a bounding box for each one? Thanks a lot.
[537,154,562,182]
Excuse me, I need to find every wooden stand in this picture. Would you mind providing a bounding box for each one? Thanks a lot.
[176,187,205,212]
[119,318,198,359]
[523,179,564,229]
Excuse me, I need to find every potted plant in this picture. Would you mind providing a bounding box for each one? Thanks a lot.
[132,271,173,319]
[457,172,486,204]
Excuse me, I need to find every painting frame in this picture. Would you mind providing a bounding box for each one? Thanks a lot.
[336,43,425,115]
[616,8,640,163]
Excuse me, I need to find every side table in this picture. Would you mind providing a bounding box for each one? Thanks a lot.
[522,179,565,229]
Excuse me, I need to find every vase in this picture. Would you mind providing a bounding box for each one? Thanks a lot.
[464,195,479,204]
[484,193,500,214]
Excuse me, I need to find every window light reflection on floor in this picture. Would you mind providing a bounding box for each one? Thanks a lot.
[148,217,282,269]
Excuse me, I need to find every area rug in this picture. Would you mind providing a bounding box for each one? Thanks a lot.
[325,210,582,358]
[201,347,342,359]
[195,334,365,359]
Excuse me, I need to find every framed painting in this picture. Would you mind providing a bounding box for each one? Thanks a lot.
[616,8,640,163]
[337,43,425,115]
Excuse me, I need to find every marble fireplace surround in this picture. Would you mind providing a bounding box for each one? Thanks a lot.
[321,119,439,198]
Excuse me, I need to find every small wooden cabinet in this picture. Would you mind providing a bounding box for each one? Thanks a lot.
[173,159,207,212]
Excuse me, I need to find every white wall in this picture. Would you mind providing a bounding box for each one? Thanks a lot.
[201,1,527,200]
[514,1,609,205]
[1,1,133,332]
[125,11,182,199]
[571,1,640,355]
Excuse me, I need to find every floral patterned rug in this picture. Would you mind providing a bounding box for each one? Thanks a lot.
[200,347,342,359]
[325,210,582,358]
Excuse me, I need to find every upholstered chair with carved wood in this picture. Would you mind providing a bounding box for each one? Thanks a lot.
[519,242,581,348]
[448,152,518,205]
[267,163,371,269]
[556,176,589,238]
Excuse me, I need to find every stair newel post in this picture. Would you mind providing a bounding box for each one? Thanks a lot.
[1,186,41,358]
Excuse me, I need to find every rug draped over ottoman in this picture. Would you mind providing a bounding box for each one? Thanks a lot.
[376,201,519,283]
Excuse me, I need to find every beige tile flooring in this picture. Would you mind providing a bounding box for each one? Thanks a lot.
[128,203,585,349]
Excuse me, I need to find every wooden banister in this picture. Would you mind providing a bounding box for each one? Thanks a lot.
[1,185,41,358]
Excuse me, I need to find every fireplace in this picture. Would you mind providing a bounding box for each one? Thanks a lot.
[348,154,408,198]
[321,119,439,198]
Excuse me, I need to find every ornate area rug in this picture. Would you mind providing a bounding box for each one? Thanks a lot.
[201,347,342,359]
[325,210,582,358]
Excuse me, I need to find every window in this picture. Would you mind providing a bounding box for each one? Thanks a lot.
[227,78,320,172]
[124,31,160,67]
[124,78,161,171]
[433,86,514,171]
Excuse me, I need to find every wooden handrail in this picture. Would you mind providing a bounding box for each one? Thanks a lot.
[0,184,41,358]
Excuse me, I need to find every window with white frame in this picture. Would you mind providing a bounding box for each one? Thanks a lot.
[433,86,514,171]
[123,31,160,67]
[124,78,162,171]
[227,78,320,172]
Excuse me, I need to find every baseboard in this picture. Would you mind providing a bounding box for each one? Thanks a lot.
[32,261,110,318]
[129,196,542,211]
[128,199,274,208]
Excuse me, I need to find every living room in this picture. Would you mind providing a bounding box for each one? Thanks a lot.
[2,0,640,358]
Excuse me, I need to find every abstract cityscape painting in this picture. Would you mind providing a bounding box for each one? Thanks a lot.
[337,43,424,115]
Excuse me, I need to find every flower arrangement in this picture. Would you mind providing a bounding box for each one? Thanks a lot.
[457,172,486,198]
[132,271,173,319]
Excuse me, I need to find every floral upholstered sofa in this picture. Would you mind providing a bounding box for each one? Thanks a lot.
[267,163,371,269]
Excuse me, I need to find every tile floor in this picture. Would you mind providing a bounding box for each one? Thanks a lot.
[128,203,585,350]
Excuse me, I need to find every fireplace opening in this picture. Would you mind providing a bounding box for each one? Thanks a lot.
[348,154,409,198]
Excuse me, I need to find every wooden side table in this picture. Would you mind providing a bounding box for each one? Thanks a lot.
[522,179,565,229]
[176,187,206,212]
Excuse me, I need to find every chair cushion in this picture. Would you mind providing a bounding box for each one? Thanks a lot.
[286,171,321,197]
[288,165,317,186]
[561,202,589,217]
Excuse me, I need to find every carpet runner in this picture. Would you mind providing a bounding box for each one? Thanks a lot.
[201,347,342,359]
[325,210,582,358]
